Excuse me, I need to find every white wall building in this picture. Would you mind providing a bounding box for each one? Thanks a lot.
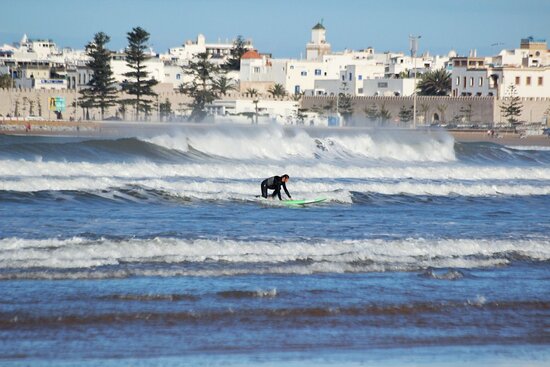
[451,38,550,98]
[166,34,253,66]
[362,78,416,96]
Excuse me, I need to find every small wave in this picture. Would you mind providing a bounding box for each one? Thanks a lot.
[420,269,465,280]
[99,293,199,302]
[2,299,548,329]
[217,289,278,299]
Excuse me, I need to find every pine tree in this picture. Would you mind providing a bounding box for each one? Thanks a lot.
[363,103,378,121]
[398,105,414,123]
[500,85,523,124]
[224,35,248,71]
[337,93,353,124]
[121,27,158,121]
[180,52,220,122]
[159,98,173,121]
[79,32,118,120]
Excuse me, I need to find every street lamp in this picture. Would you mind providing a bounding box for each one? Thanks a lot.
[409,35,421,128]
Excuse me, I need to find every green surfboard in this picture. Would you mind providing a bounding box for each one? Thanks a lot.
[281,197,326,206]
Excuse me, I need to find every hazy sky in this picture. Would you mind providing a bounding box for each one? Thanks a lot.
[1,0,548,58]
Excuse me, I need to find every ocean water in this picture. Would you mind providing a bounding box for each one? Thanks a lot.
[0,125,549,366]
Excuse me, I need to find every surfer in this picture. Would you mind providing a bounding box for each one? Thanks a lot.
[261,174,292,200]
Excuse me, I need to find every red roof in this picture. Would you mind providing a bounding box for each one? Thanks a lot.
[241,50,262,59]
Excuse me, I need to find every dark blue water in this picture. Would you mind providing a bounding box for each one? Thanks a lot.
[1,127,549,366]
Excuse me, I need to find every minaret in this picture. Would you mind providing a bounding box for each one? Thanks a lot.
[306,21,331,61]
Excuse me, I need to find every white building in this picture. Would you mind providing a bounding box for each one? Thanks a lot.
[451,38,550,98]
[166,34,253,66]
[306,23,331,61]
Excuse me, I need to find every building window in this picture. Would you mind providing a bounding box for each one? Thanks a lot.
[349,72,352,81]
[526,77,531,86]
[378,82,388,88]
[301,71,307,76]
[358,88,363,94]
[358,75,363,81]
[515,76,520,85]
[341,75,345,81]
[290,65,294,69]
[463,77,466,88]
[539,77,543,86]
[315,69,321,76]
[254,67,261,73]
[176,74,181,80]
[479,77,483,87]
[469,77,474,87]
[456,77,460,86]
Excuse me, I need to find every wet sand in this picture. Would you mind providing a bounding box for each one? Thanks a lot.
[450,130,550,147]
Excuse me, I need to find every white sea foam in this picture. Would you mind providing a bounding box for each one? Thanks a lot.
[1,237,548,277]
[2,173,550,199]
[144,127,456,162]
[3,159,550,182]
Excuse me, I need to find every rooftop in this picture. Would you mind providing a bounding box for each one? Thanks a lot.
[312,22,325,30]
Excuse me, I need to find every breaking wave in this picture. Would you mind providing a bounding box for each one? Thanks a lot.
[1,236,548,280]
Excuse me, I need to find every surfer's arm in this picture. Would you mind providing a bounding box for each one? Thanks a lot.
[282,183,291,199]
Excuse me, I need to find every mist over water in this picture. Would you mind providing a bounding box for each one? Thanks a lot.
[1,125,549,365]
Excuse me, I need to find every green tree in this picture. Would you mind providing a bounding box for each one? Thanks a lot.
[79,32,118,120]
[268,83,287,98]
[500,85,523,124]
[398,105,414,123]
[363,103,378,121]
[212,75,237,96]
[379,103,392,124]
[224,35,248,71]
[246,88,259,97]
[436,104,447,123]
[117,100,132,121]
[338,93,353,124]
[459,103,473,122]
[417,68,451,96]
[180,52,220,122]
[419,102,430,124]
[0,74,13,88]
[121,27,158,121]
[159,98,173,121]
[36,96,42,117]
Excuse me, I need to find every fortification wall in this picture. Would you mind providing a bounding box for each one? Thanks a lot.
[302,96,497,125]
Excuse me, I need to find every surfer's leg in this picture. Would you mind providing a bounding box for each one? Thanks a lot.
[261,182,268,198]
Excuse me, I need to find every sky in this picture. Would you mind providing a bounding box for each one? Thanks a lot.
[1,0,548,58]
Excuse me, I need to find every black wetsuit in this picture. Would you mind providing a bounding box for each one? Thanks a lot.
[261,176,291,200]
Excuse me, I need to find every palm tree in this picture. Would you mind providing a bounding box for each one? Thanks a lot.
[419,103,430,124]
[268,83,286,98]
[436,104,448,123]
[417,68,451,96]
[212,75,237,96]
[246,88,259,97]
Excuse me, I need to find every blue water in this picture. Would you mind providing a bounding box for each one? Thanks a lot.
[1,126,549,366]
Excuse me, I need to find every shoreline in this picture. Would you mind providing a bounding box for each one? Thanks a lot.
[1,119,549,147]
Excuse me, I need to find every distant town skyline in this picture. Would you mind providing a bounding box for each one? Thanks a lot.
[1,0,549,57]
